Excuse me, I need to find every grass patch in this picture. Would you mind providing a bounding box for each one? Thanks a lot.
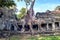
[8,35,22,40]
[6,35,60,40]
[27,36,60,40]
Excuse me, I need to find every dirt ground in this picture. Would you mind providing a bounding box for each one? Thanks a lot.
[0,34,33,40]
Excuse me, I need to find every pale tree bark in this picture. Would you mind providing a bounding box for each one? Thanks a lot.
[25,0,35,35]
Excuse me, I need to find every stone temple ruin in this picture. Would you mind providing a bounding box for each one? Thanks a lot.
[0,6,18,31]
[18,6,60,35]
[0,2,60,36]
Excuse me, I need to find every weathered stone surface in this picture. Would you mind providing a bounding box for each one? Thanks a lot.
[0,6,17,30]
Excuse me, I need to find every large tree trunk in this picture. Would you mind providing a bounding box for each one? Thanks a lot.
[25,0,35,35]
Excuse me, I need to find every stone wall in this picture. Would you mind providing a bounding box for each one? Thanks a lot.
[0,6,17,30]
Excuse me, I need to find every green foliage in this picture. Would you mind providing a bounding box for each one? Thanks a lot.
[0,0,16,7]
[17,13,24,19]
[20,8,26,14]
[6,35,60,40]
[27,36,60,40]
[17,8,26,19]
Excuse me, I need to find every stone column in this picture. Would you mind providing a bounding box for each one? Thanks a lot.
[59,22,60,29]
[21,20,25,33]
[47,23,49,31]
[59,22,60,27]
[38,23,41,32]
[52,22,55,31]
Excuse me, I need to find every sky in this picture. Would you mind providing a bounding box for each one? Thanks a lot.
[14,0,60,14]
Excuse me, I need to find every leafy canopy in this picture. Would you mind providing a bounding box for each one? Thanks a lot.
[0,0,16,7]
[17,8,26,19]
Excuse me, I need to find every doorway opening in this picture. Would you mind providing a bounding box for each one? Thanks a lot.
[24,25,30,31]
[17,25,23,31]
[32,24,38,31]
[48,23,52,31]
[10,24,14,31]
[41,23,47,31]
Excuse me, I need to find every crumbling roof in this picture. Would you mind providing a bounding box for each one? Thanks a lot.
[36,12,53,18]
